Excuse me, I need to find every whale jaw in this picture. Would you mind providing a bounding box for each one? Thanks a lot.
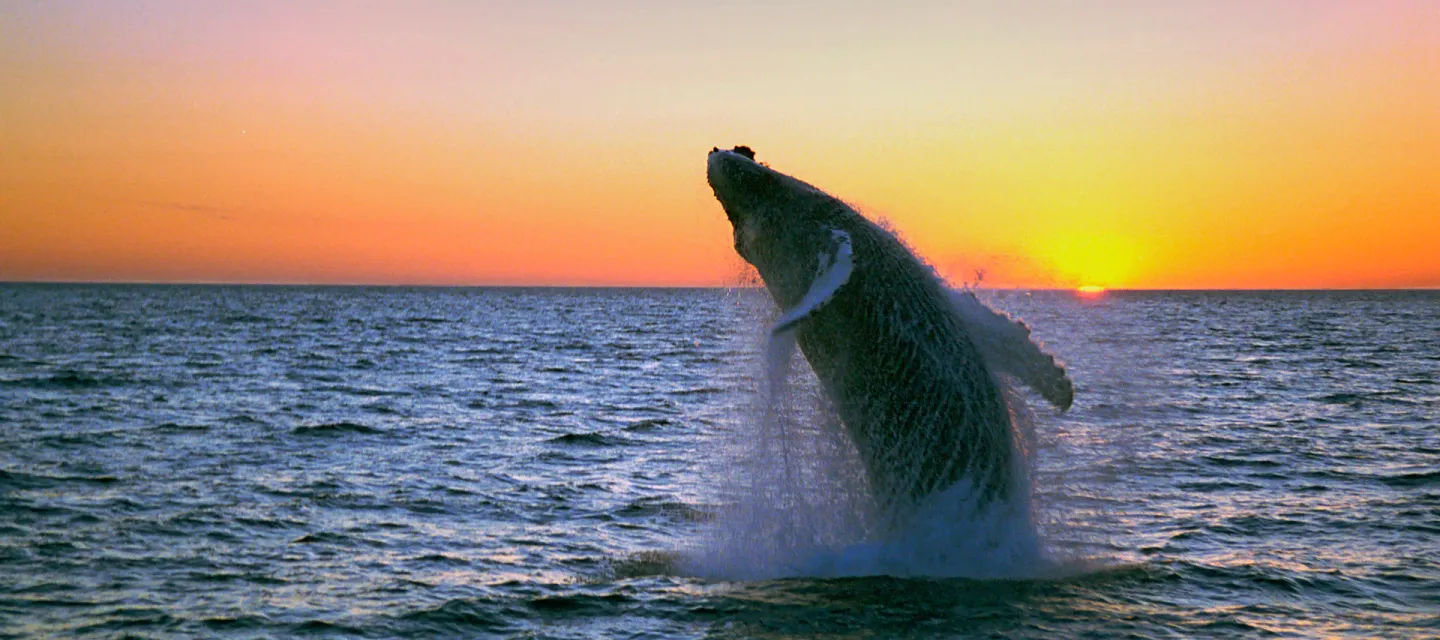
[706,147,852,311]
[705,148,762,223]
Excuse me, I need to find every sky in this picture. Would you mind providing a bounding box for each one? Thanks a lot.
[2,1,1438,288]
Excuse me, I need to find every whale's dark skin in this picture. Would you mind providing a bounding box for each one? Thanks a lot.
[707,147,1018,512]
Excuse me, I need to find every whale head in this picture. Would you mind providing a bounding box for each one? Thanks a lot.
[707,146,852,306]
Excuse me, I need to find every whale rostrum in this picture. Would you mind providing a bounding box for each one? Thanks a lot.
[706,146,1074,517]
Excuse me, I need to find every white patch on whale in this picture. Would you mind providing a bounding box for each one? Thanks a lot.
[771,229,853,335]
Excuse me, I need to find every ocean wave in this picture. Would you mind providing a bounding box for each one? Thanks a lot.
[397,598,520,635]
[615,497,712,523]
[0,469,119,490]
[1380,469,1440,488]
[622,417,675,432]
[291,422,384,436]
[546,432,636,447]
[1,371,122,389]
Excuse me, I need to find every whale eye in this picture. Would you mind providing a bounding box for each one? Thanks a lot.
[732,146,756,161]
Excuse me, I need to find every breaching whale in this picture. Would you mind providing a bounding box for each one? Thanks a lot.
[706,146,1073,519]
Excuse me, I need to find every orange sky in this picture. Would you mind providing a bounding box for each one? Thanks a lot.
[2,1,1437,288]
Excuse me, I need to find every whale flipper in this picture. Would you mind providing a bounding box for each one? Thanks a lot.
[772,229,853,335]
[949,290,1074,411]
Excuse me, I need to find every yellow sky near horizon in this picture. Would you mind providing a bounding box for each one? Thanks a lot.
[2,1,1438,288]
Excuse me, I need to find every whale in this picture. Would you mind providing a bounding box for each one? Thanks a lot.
[706,146,1073,519]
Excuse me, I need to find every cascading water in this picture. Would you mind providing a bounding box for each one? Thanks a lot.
[683,290,874,580]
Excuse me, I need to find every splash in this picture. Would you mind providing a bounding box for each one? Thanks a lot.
[685,290,1071,581]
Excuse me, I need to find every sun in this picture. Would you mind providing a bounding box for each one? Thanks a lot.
[1076,285,1108,295]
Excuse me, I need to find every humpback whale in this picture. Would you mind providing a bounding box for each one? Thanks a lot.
[706,146,1073,520]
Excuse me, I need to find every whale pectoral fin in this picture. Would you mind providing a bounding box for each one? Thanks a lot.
[772,229,854,335]
[949,290,1075,411]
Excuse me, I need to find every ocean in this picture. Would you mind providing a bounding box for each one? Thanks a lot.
[1,284,1436,638]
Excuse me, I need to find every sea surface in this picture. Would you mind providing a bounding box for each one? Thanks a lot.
[1,284,1437,638]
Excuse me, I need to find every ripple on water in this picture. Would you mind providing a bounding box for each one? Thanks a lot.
[545,432,637,447]
[290,422,385,437]
[1,371,120,389]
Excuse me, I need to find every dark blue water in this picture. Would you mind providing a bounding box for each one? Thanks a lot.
[1,285,1437,638]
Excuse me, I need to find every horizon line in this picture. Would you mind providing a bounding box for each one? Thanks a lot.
[2,279,1437,293]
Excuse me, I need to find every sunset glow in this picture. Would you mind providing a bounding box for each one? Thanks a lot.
[2,1,1438,288]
